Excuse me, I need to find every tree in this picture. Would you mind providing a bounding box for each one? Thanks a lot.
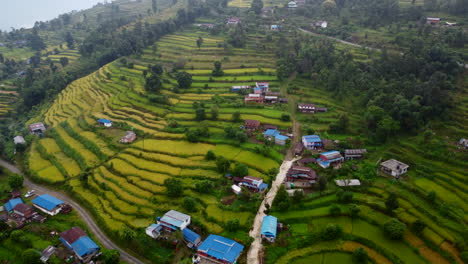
[273,185,290,211]
[385,192,399,212]
[102,249,120,264]
[145,74,163,93]
[292,190,304,203]
[281,113,290,122]
[8,174,23,190]
[211,105,219,120]
[152,0,158,12]
[149,64,163,75]
[205,150,216,160]
[27,33,46,51]
[353,248,369,263]
[176,71,192,89]
[232,111,241,122]
[411,220,426,235]
[182,197,197,212]
[318,176,327,192]
[195,108,206,121]
[216,156,231,174]
[228,24,246,48]
[349,204,361,218]
[251,0,264,14]
[195,180,214,193]
[196,36,203,49]
[321,224,343,240]
[232,163,249,177]
[21,249,41,264]
[164,178,183,197]
[65,32,75,49]
[383,218,406,240]
[337,191,353,203]
[225,219,240,232]
[330,114,349,133]
[59,57,69,67]
[212,61,224,77]
[426,190,436,202]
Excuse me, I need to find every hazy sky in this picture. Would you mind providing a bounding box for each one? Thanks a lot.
[0,0,104,31]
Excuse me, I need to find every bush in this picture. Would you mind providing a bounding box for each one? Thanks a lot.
[273,185,290,211]
[8,174,23,190]
[337,190,353,203]
[411,220,426,235]
[232,163,249,177]
[164,178,183,197]
[182,197,197,212]
[321,224,343,240]
[225,219,240,232]
[383,218,406,240]
[205,150,216,160]
[329,204,342,216]
[460,251,468,263]
[353,247,369,263]
[281,113,291,122]
[21,249,42,264]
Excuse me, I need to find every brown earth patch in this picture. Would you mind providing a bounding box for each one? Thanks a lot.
[342,241,392,264]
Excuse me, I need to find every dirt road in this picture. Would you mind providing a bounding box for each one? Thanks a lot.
[0,159,146,264]
[299,28,381,52]
[247,157,298,264]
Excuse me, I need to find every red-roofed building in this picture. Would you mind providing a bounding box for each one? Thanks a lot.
[13,203,36,220]
[60,227,87,245]
[245,120,261,130]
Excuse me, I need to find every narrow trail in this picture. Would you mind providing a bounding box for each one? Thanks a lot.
[0,159,146,264]
[298,28,382,52]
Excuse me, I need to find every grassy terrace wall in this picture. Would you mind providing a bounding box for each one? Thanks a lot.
[27,27,290,261]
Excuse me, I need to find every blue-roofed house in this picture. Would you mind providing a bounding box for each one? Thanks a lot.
[32,194,64,216]
[97,118,112,127]
[183,228,201,249]
[146,223,163,239]
[239,176,268,193]
[60,227,99,262]
[158,210,191,231]
[275,134,289,146]
[302,135,323,150]
[197,234,244,264]
[264,129,289,145]
[317,151,344,168]
[4,198,24,212]
[261,215,278,242]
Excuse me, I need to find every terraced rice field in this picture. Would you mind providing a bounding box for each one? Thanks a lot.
[0,88,17,118]
[29,29,289,239]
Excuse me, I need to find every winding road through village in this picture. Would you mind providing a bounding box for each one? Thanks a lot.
[0,159,145,264]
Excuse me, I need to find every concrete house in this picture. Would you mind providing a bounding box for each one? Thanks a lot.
[239,176,268,192]
[426,17,441,25]
[344,149,367,160]
[298,103,316,113]
[197,234,244,264]
[227,17,241,25]
[13,136,26,145]
[120,131,136,144]
[146,223,163,239]
[60,227,99,263]
[97,118,112,127]
[244,119,261,131]
[261,215,278,243]
[158,210,191,231]
[380,159,409,178]
[183,228,201,249]
[302,135,323,150]
[231,85,250,92]
[32,194,64,216]
[317,151,344,168]
[288,1,298,8]
[13,203,36,220]
[245,94,264,104]
[29,123,46,135]
[286,166,318,188]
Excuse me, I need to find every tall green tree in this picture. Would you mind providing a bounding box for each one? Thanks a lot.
[251,0,264,14]
[176,71,192,89]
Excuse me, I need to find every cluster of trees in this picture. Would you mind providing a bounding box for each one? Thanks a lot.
[275,34,462,142]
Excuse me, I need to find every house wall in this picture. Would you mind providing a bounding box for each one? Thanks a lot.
[33,205,61,216]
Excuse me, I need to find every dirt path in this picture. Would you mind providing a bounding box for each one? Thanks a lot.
[247,157,298,264]
[0,159,146,264]
[299,28,381,52]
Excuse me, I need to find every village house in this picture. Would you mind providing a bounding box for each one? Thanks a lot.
[287,189,304,197]
[297,157,316,166]
[183,228,202,249]
[380,159,409,178]
[263,129,289,145]
[458,138,467,149]
[302,135,323,150]
[261,7,274,17]
[158,210,191,231]
[40,246,56,263]
[264,96,278,104]
[285,166,318,188]
[29,122,46,135]
[11,190,21,198]
[426,17,441,25]
[344,149,367,160]
[238,176,268,192]
[12,203,36,221]
[261,215,278,243]
[244,119,261,131]
[255,82,269,94]
[244,94,264,104]
[316,107,328,112]
[445,22,457,27]
[197,234,244,264]
[271,25,280,31]
[13,136,26,145]
[335,179,361,187]
[4,198,24,213]
[120,131,137,144]
[288,1,298,8]
[265,92,280,97]
[32,194,64,216]
[295,0,306,6]
[317,151,344,168]
[294,142,304,156]
[60,227,100,263]
[231,85,250,92]
[97,118,113,127]
[298,103,316,113]
[146,223,163,239]
[313,20,328,28]
[226,17,241,25]
[194,23,215,29]
[231,184,242,195]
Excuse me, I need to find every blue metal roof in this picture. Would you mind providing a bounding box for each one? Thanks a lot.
[275,134,289,141]
[4,198,23,212]
[198,235,244,264]
[32,194,64,211]
[321,150,340,156]
[303,135,321,143]
[97,118,112,124]
[264,129,280,137]
[183,228,201,244]
[259,183,269,191]
[71,236,99,257]
[261,215,278,238]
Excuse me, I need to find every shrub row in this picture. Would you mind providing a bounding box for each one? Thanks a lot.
[35,140,69,179]
[49,128,87,170]
[61,121,108,161]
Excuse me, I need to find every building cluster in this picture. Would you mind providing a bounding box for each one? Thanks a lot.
[231,176,269,194]
[146,210,244,264]
[297,103,327,114]
[242,82,287,104]
[243,119,291,146]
